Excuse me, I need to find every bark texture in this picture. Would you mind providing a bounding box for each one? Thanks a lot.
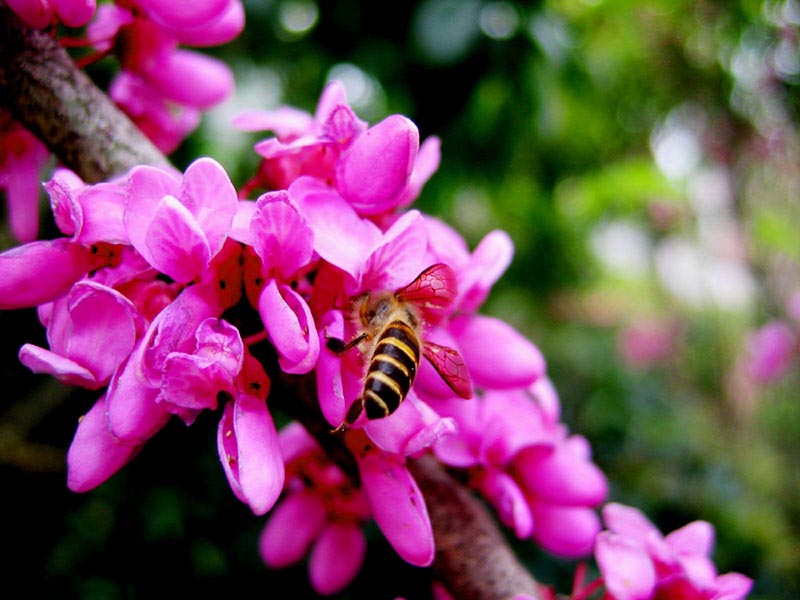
[0,8,169,182]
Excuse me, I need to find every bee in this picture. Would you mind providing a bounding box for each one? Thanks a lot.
[327,263,473,432]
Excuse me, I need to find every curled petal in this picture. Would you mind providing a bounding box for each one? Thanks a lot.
[67,396,141,492]
[361,210,428,293]
[106,353,170,444]
[364,394,456,456]
[217,394,283,515]
[356,449,434,566]
[530,501,601,558]
[595,532,656,600]
[308,522,367,596]
[259,279,319,374]
[19,345,97,388]
[336,115,419,215]
[259,490,327,568]
[316,310,348,427]
[451,314,546,389]
[251,190,314,276]
[145,195,212,282]
[479,469,534,538]
[0,239,95,309]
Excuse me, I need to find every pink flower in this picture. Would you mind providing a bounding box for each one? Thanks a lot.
[86,1,239,152]
[595,503,753,600]
[5,0,96,28]
[743,320,796,383]
[618,318,680,369]
[236,81,440,217]
[260,423,369,595]
[124,157,238,282]
[243,190,319,374]
[1,113,50,242]
[431,379,607,558]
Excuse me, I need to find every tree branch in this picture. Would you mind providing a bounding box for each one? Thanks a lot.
[0,7,169,182]
[0,12,543,599]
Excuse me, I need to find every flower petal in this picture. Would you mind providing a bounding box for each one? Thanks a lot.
[106,353,170,444]
[251,190,314,276]
[530,501,601,558]
[355,447,434,566]
[336,115,419,215]
[67,396,141,492]
[179,157,237,257]
[308,522,367,595]
[479,469,534,538]
[259,490,327,568]
[259,279,319,374]
[218,394,284,515]
[595,532,656,600]
[451,314,546,389]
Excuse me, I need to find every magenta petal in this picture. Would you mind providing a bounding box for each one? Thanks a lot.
[251,190,314,276]
[479,469,534,538]
[74,183,129,244]
[137,0,230,29]
[147,50,233,109]
[180,157,237,255]
[67,396,141,492]
[451,314,546,389]
[291,177,378,279]
[19,344,97,387]
[218,394,284,515]
[666,520,715,559]
[356,451,434,566]
[106,353,170,444]
[259,490,327,568]
[170,0,244,46]
[5,0,53,28]
[5,147,42,243]
[308,522,367,595]
[530,501,601,558]
[144,195,212,282]
[52,0,96,27]
[259,279,319,374]
[0,239,93,309]
[125,166,181,248]
[595,532,656,600]
[396,135,441,208]
[337,115,419,215]
[516,436,608,507]
[602,502,662,543]
[232,107,313,136]
[316,310,347,427]
[713,573,753,600]
[65,282,144,384]
[361,210,429,293]
[458,229,515,313]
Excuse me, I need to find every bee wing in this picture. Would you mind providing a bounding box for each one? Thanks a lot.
[396,263,457,310]
[422,341,473,399]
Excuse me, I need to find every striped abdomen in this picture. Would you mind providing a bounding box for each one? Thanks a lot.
[363,320,421,419]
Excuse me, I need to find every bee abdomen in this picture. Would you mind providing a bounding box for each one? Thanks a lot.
[363,320,420,419]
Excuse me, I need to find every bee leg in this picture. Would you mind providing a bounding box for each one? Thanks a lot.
[326,331,368,355]
[330,397,365,434]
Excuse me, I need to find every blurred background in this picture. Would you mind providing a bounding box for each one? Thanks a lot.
[2,0,799,598]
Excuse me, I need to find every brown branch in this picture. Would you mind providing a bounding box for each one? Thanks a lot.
[0,7,169,182]
[0,12,544,599]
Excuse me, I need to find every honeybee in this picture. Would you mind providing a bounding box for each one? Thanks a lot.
[327,263,473,433]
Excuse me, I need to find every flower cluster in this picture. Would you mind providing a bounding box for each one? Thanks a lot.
[0,81,751,597]
[2,0,241,244]
[594,503,753,600]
